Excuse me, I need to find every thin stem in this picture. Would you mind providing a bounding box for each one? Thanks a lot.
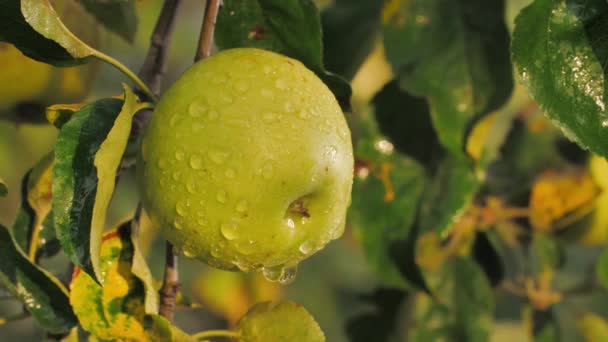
[139,0,182,97]
[159,241,179,322]
[195,0,222,62]
[93,51,158,102]
[192,330,244,341]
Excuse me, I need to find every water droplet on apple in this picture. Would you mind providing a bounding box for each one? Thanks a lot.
[210,247,220,258]
[183,248,196,258]
[216,190,227,203]
[286,218,295,229]
[225,168,236,178]
[172,171,181,181]
[236,240,256,255]
[189,154,203,169]
[263,65,273,74]
[220,221,239,240]
[209,150,229,164]
[261,264,298,284]
[298,110,308,119]
[173,218,183,230]
[197,217,208,227]
[275,78,287,90]
[212,74,228,85]
[193,123,204,132]
[299,240,314,255]
[220,94,233,105]
[186,179,197,193]
[157,158,168,170]
[235,80,249,93]
[175,150,185,161]
[175,201,187,216]
[233,199,248,213]
[188,101,207,117]
[262,163,273,179]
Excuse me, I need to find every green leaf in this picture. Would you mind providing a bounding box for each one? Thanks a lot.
[79,0,137,43]
[531,234,565,272]
[11,153,59,259]
[53,97,123,279]
[236,301,325,342]
[412,258,494,342]
[372,80,442,169]
[529,308,560,342]
[0,0,84,66]
[384,0,513,157]
[350,137,427,288]
[345,289,407,342]
[512,0,608,157]
[0,178,6,197]
[216,0,352,106]
[21,0,95,59]
[419,156,480,237]
[321,0,383,80]
[0,224,76,333]
[472,232,504,287]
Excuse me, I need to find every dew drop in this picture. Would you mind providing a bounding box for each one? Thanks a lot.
[236,199,248,213]
[262,264,298,284]
[236,240,256,255]
[188,101,207,117]
[197,217,208,227]
[209,150,229,164]
[175,150,185,161]
[262,163,273,179]
[173,219,183,230]
[157,159,168,170]
[299,240,314,255]
[298,110,308,119]
[263,65,273,74]
[225,168,236,179]
[210,247,221,258]
[189,154,203,169]
[175,201,188,216]
[220,221,239,240]
[193,123,204,132]
[217,190,227,203]
[172,171,181,181]
[262,265,282,282]
[186,179,197,193]
[286,218,295,229]
[183,248,196,258]
[169,115,179,127]
[220,94,233,105]
[279,265,298,284]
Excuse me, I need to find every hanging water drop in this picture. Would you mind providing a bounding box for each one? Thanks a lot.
[220,221,239,240]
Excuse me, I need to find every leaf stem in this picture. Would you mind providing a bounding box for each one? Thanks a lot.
[195,0,222,61]
[93,51,158,103]
[192,330,244,341]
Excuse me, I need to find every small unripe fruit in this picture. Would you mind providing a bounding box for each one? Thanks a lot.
[138,48,353,279]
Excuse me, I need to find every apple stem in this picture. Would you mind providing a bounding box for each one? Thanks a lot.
[195,0,222,62]
[134,0,183,323]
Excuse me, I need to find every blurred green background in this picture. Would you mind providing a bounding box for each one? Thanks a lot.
[0,0,580,341]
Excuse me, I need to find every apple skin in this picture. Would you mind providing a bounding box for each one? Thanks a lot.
[138,48,354,272]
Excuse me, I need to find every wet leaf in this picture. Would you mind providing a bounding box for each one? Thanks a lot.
[236,301,325,342]
[0,224,76,333]
[0,0,85,65]
[21,0,95,59]
[512,0,608,157]
[384,0,513,157]
[11,153,59,259]
[350,136,427,288]
[216,0,351,107]
[321,0,383,80]
[54,86,151,281]
[79,0,137,43]
[419,156,480,237]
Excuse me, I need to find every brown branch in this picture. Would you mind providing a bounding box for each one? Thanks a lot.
[195,0,222,62]
[134,0,182,323]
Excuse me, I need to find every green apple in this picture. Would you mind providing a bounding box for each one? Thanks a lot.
[138,48,353,280]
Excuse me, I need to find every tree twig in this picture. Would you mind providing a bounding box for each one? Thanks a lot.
[134,0,182,323]
[195,0,222,62]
